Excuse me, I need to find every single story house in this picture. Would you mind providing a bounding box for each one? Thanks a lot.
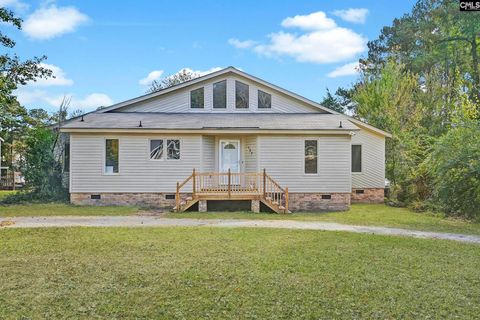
[60,67,390,213]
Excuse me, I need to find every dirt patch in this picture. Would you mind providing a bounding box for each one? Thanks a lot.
[0,220,15,227]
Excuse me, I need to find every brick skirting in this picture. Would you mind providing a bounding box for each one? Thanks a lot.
[351,188,384,203]
[288,193,351,212]
[70,192,191,208]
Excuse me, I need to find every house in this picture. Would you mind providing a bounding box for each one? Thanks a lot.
[60,67,390,213]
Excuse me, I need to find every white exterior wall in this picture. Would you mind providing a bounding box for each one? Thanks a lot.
[70,134,201,193]
[116,75,323,114]
[351,129,385,188]
[258,135,352,193]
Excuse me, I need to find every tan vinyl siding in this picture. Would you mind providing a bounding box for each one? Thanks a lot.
[258,135,351,193]
[351,129,385,188]
[70,134,200,193]
[244,136,257,173]
[201,135,215,172]
[115,76,324,114]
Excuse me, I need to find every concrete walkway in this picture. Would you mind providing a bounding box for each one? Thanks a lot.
[1,215,480,244]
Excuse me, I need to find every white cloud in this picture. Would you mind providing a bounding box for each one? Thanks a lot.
[281,11,336,30]
[332,8,369,24]
[230,11,367,64]
[15,89,113,111]
[0,0,29,11]
[327,62,360,78]
[228,38,258,49]
[191,67,223,76]
[28,63,74,86]
[139,70,164,86]
[23,5,89,40]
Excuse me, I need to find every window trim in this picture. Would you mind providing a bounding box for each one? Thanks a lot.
[190,86,205,109]
[103,137,120,175]
[213,80,227,109]
[147,138,182,161]
[303,139,319,175]
[351,144,363,174]
[235,80,249,109]
[257,89,272,109]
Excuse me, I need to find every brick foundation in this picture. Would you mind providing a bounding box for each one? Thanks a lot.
[351,188,384,203]
[288,193,351,212]
[70,192,191,208]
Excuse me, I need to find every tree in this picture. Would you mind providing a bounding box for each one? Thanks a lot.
[427,122,480,218]
[319,89,344,113]
[0,7,52,168]
[148,68,200,92]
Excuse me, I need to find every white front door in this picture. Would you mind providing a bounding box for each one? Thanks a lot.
[219,140,240,173]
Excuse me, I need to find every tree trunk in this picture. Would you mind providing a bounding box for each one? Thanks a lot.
[470,35,480,109]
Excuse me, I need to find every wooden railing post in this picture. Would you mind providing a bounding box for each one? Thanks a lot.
[176,182,180,211]
[263,168,266,197]
[285,187,289,213]
[228,168,231,198]
[192,168,196,196]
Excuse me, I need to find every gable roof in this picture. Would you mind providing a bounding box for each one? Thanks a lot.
[66,67,391,137]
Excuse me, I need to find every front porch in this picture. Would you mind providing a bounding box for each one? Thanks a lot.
[175,169,290,214]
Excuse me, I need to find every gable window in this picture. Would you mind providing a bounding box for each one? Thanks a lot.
[352,145,362,172]
[258,90,271,109]
[150,140,163,160]
[235,81,249,108]
[190,87,204,109]
[167,139,180,160]
[304,140,318,174]
[63,143,70,172]
[213,80,227,108]
[105,139,119,174]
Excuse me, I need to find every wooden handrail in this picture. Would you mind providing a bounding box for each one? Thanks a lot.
[175,169,289,213]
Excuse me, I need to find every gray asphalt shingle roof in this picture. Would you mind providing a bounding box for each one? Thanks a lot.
[61,112,359,131]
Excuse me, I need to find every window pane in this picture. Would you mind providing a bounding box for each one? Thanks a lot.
[190,87,204,108]
[105,139,119,173]
[150,140,163,159]
[258,90,271,108]
[167,139,180,160]
[64,143,70,172]
[235,81,249,108]
[352,145,362,172]
[305,140,317,174]
[213,80,227,108]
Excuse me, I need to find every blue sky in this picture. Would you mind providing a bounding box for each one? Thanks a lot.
[2,0,416,113]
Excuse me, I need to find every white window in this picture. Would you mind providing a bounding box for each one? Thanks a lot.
[149,139,180,160]
[190,87,204,109]
[352,145,362,172]
[258,90,271,108]
[105,139,119,174]
[304,140,318,174]
[213,80,227,108]
[167,139,180,160]
[235,81,249,109]
[150,140,163,160]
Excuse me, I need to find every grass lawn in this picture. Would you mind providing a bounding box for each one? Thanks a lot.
[167,204,480,236]
[1,227,479,318]
[0,203,142,217]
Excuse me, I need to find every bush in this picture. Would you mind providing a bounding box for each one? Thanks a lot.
[15,127,68,202]
[427,123,480,219]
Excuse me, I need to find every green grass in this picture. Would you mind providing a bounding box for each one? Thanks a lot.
[0,190,17,201]
[1,227,479,318]
[167,204,480,235]
[0,203,142,217]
